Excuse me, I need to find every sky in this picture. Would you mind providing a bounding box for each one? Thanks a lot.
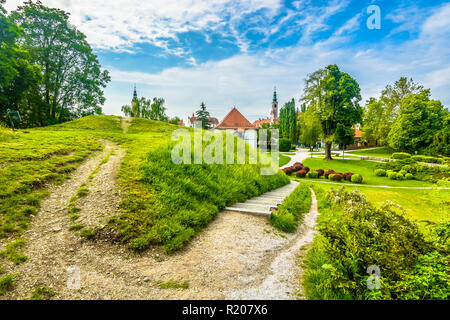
[4,0,450,123]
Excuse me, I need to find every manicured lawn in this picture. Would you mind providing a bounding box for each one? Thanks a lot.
[279,154,291,167]
[301,158,434,187]
[347,147,393,158]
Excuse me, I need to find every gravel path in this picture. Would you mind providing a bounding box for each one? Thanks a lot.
[227,189,318,300]
[282,149,311,169]
[1,142,318,300]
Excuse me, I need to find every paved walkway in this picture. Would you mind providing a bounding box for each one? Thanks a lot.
[281,149,311,169]
[226,181,299,216]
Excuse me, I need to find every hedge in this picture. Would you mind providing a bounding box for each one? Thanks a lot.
[392,152,411,159]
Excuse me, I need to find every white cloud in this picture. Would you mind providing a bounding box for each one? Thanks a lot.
[4,0,282,54]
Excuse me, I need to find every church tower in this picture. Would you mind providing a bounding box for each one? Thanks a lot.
[131,84,138,107]
[270,87,278,124]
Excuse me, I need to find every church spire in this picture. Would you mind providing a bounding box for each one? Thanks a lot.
[273,86,278,103]
[133,84,137,99]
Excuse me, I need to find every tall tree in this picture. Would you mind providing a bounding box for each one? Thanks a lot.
[301,64,362,160]
[388,90,446,154]
[298,107,322,152]
[334,123,355,159]
[279,98,297,144]
[10,1,110,124]
[195,102,211,129]
[0,4,41,125]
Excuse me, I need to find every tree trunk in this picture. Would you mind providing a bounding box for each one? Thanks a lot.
[324,142,333,160]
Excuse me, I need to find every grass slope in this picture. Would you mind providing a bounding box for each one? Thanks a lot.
[1,115,289,254]
[346,147,394,158]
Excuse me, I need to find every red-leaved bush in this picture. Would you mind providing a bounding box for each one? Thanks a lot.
[296,170,307,178]
[316,169,325,177]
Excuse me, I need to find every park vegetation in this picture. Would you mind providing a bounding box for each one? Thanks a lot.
[1,1,110,127]
[303,187,449,300]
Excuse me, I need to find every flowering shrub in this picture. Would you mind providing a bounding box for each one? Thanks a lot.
[316,169,325,177]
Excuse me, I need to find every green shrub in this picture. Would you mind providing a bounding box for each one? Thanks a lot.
[388,171,398,180]
[303,187,440,300]
[405,173,414,180]
[401,165,414,173]
[270,184,311,233]
[392,152,411,159]
[374,169,386,177]
[399,170,407,176]
[279,138,292,152]
[307,171,319,179]
[351,174,363,183]
[397,173,405,180]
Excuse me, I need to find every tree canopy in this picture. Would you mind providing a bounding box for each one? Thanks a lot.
[388,90,446,154]
[279,98,297,145]
[122,96,167,121]
[4,0,110,126]
[301,64,362,160]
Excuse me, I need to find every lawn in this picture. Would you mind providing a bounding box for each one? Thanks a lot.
[300,158,435,187]
[347,147,394,158]
[279,154,291,167]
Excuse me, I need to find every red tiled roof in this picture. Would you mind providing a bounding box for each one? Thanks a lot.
[354,128,362,139]
[216,107,255,130]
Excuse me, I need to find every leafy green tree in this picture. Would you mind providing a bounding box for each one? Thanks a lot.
[279,98,297,144]
[363,77,424,145]
[195,102,211,129]
[431,112,449,156]
[0,5,41,125]
[301,64,362,160]
[169,117,181,125]
[10,1,110,124]
[298,107,322,152]
[122,97,167,121]
[388,90,446,153]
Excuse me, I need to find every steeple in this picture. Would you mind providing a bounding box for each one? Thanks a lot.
[270,86,278,124]
[133,84,137,99]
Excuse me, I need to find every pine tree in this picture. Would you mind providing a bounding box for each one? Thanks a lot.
[195,102,211,129]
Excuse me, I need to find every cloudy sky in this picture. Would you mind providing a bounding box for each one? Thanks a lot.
[4,0,450,122]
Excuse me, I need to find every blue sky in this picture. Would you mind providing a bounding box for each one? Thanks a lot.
[5,0,450,122]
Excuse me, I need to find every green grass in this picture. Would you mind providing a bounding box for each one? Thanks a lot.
[157,280,189,289]
[0,124,104,237]
[1,115,291,254]
[111,125,289,253]
[68,224,84,231]
[270,183,311,232]
[301,158,434,187]
[347,147,394,158]
[279,154,291,167]
[29,286,56,300]
[0,274,14,295]
[0,238,28,265]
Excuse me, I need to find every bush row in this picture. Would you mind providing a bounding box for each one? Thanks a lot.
[376,160,450,183]
[283,164,363,184]
[391,152,446,164]
[270,183,311,233]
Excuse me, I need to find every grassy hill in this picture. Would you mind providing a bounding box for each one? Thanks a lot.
[0,115,289,252]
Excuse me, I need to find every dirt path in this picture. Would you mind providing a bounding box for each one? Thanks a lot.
[121,117,132,134]
[2,141,318,300]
